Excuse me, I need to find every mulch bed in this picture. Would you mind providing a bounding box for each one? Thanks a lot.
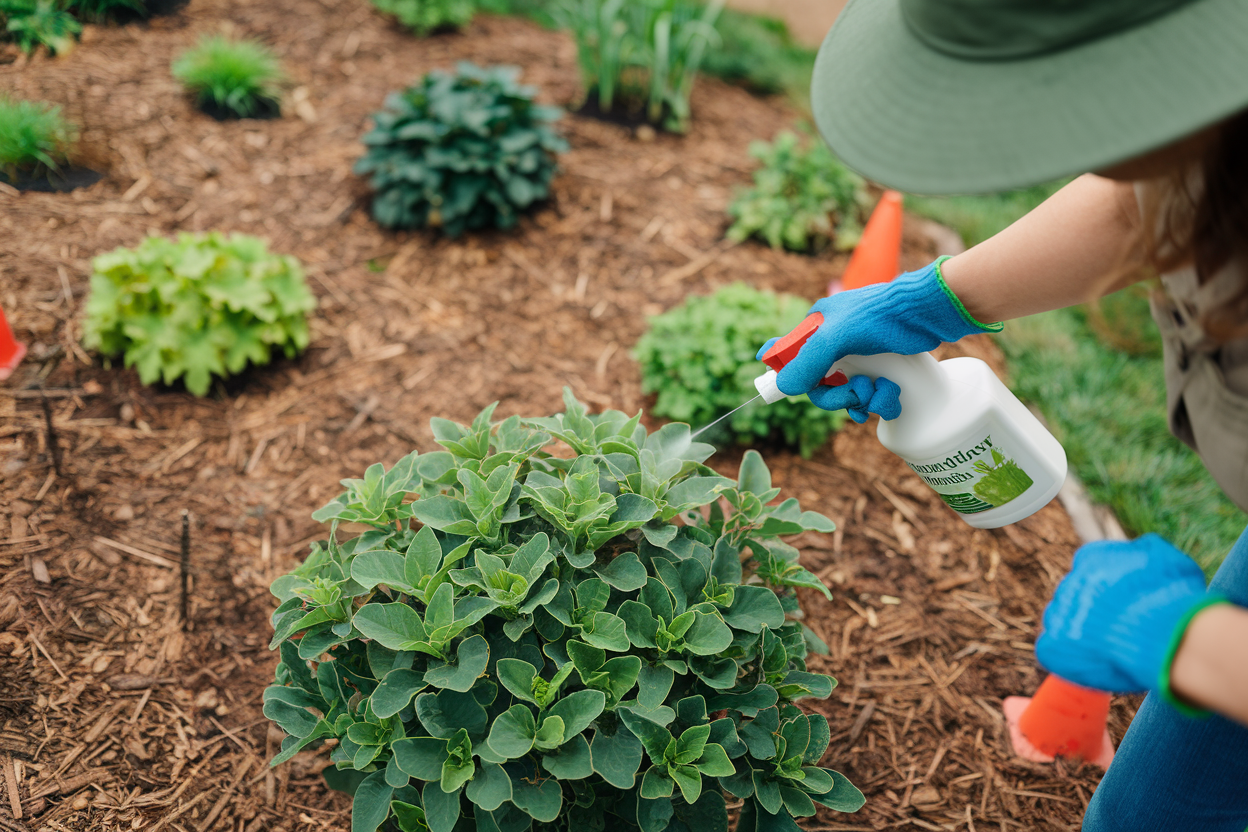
[0,1,1138,830]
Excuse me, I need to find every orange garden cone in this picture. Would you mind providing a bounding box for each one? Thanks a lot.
[1003,675,1115,768]
[0,307,25,381]
[829,190,904,295]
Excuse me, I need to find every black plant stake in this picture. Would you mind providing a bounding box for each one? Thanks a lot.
[181,510,191,632]
[40,392,63,477]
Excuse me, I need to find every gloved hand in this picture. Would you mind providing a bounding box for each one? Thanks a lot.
[756,257,1000,417]
[1036,534,1229,702]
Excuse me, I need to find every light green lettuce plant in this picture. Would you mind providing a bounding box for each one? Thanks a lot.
[83,232,315,395]
[265,391,864,832]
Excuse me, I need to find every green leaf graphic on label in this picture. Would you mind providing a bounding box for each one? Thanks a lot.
[971,450,1034,507]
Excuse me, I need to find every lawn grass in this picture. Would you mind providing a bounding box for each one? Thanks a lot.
[906,187,1245,573]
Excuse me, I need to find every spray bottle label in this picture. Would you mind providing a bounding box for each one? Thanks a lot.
[904,434,1035,514]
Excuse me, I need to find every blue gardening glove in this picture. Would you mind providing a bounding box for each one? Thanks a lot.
[757,256,1000,417]
[1036,534,1229,708]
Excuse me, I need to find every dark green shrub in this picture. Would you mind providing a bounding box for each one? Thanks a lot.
[371,0,474,34]
[0,97,76,178]
[355,62,567,236]
[66,0,146,22]
[0,0,80,55]
[700,9,813,101]
[171,35,284,119]
[556,0,723,132]
[264,392,864,832]
[727,131,868,253]
[83,232,316,396]
[634,284,848,458]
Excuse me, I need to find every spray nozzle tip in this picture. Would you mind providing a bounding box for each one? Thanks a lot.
[754,370,786,404]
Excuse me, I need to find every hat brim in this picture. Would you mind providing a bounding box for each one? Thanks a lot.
[812,0,1248,195]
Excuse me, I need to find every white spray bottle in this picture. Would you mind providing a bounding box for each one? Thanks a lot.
[754,313,1067,529]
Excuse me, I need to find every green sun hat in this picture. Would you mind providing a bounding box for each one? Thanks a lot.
[811,0,1248,195]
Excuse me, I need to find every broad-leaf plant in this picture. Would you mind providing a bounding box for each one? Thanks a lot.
[355,62,567,236]
[266,391,864,832]
[83,232,315,396]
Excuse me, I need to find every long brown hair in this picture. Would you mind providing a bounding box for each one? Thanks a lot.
[1140,108,1248,342]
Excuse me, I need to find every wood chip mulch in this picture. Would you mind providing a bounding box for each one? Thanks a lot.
[1,1,1138,830]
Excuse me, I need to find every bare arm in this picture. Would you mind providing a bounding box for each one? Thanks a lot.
[1170,604,1248,727]
[940,174,1145,323]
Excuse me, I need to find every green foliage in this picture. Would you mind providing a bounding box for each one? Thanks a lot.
[700,9,813,102]
[635,284,847,458]
[354,62,567,236]
[82,232,316,396]
[727,131,869,253]
[371,0,473,34]
[0,96,76,178]
[0,0,80,55]
[556,0,724,132]
[66,0,145,22]
[266,392,863,832]
[171,35,284,119]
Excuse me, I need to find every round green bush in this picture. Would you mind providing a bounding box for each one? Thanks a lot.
[727,131,868,254]
[370,0,474,35]
[634,283,848,458]
[264,392,864,832]
[354,62,568,236]
[83,232,316,396]
[172,35,284,119]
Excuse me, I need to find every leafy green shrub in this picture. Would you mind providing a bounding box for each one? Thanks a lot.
[355,62,567,236]
[1,0,80,55]
[635,284,848,458]
[0,97,76,178]
[727,131,869,254]
[171,35,284,119]
[83,232,316,396]
[265,391,864,832]
[556,0,724,132]
[371,0,473,34]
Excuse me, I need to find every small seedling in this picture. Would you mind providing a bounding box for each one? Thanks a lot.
[0,97,76,179]
[82,232,316,396]
[172,35,284,119]
[635,283,848,457]
[355,62,567,235]
[264,392,864,832]
[370,0,473,35]
[727,130,869,253]
[0,0,80,55]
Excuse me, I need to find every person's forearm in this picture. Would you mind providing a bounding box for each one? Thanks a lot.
[939,174,1144,323]
[1170,603,1248,727]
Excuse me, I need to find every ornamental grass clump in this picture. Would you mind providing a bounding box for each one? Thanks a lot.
[355,62,567,236]
[265,391,864,832]
[370,0,474,35]
[172,35,284,119]
[83,232,316,396]
[0,96,76,179]
[727,131,869,254]
[634,284,848,458]
[557,0,723,132]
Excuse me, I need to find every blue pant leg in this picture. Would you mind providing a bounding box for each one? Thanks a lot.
[1082,526,1248,832]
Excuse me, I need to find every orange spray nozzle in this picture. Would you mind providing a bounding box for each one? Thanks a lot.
[761,312,847,387]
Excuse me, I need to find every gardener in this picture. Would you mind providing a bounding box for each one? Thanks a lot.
[763,1,1248,829]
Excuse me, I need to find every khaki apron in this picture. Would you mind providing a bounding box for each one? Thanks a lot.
[1150,263,1248,512]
